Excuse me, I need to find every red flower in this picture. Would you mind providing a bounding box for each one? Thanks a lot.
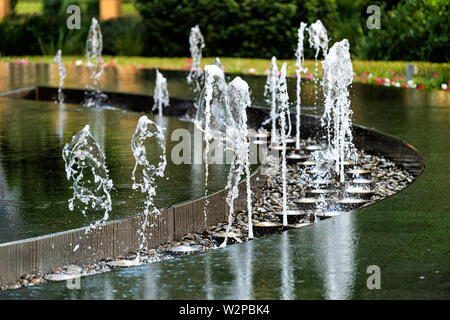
[417,84,424,89]
[402,84,408,88]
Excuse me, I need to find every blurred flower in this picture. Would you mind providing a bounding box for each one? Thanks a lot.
[249,68,255,73]
[75,60,83,66]
[434,73,439,78]
[441,83,448,90]
[417,84,424,89]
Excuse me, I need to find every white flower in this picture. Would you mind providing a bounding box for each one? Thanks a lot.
[368,73,373,78]
[384,78,390,86]
[441,83,448,90]
[407,80,415,87]
[75,60,83,66]
[249,68,255,73]
[394,82,401,87]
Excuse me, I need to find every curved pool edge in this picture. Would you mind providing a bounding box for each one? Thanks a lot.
[0,86,425,287]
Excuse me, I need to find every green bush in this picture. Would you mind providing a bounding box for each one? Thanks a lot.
[354,0,449,62]
[134,0,339,59]
[42,0,99,16]
[101,17,144,56]
[0,14,143,57]
[1,0,448,62]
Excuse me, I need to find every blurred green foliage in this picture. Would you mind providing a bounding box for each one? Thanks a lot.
[134,0,339,59]
[0,14,143,56]
[354,0,448,62]
[0,0,448,62]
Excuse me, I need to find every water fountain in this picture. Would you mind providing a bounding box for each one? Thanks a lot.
[85,18,106,107]
[62,125,113,231]
[264,57,279,144]
[212,57,224,71]
[54,50,66,104]
[0,11,429,296]
[277,63,290,227]
[308,20,329,104]
[195,65,227,226]
[187,25,205,92]
[321,39,356,183]
[153,70,170,116]
[222,77,254,244]
[294,22,308,150]
[195,65,254,245]
[131,115,167,254]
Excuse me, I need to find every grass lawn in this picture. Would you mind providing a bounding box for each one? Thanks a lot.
[1,55,448,91]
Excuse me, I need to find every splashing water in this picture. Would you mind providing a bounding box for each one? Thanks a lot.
[131,116,166,216]
[277,63,290,227]
[196,66,254,244]
[264,57,279,144]
[62,125,113,232]
[54,49,66,104]
[153,70,170,116]
[85,18,106,107]
[222,77,254,244]
[131,115,167,253]
[321,39,356,183]
[212,57,224,71]
[195,65,228,226]
[308,20,329,105]
[308,20,329,60]
[295,22,308,150]
[187,25,205,92]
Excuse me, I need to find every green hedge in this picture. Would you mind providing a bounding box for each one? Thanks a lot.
[354,0,449,62]
[0,15,143,56]
[0,0,448,62]
[134,0,448,62]
[134,0,338,59]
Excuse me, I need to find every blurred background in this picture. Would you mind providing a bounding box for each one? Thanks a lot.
[0,0,447,62]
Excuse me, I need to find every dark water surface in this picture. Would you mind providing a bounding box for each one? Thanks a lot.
[0,63,449,299]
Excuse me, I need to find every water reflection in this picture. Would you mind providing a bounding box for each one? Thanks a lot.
[314,214,357,300]
[229,241,254,299]
[280,232,294,300]
[0,99,234,243]
[57,103,66,146]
